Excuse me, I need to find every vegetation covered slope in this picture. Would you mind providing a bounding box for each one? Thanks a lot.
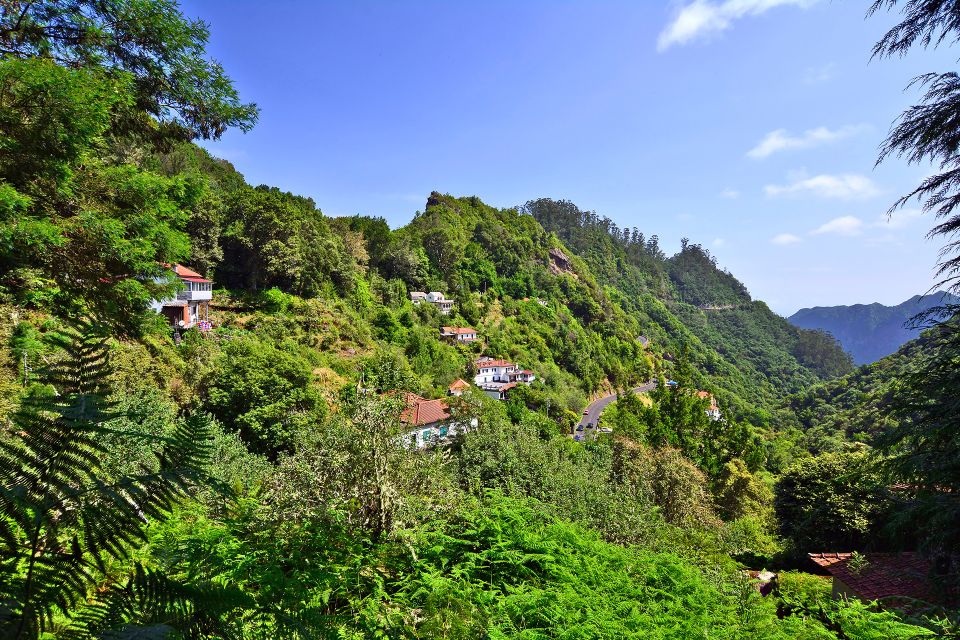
[1,0,954,637]
[789,292,960,364]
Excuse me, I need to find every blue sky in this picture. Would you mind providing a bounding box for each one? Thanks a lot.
[182,0,956,315]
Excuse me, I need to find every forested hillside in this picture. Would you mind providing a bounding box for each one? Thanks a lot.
[789,292,960,364]
[0,1,955,638]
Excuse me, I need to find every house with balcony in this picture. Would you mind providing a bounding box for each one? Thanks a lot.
[150,264,212,330]
[441,326,478,342]
[410,291,454,314]
[473,356,536,400]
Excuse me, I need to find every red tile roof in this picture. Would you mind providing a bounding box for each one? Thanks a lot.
[441,326,477,335]
[475,358,514,368]
[808,552,947,605]
[448,379,470,391]
[164,263,212,283]
[398,393,451,427]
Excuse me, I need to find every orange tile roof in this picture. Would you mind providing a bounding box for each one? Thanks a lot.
[475,358,514,368]
[696,390,719,410]
[398,393,451,427]
[448,379,470,391]
[442,326,477,335]
[808,552,949,605]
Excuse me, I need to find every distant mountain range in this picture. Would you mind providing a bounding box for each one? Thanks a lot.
[788,292,960,365]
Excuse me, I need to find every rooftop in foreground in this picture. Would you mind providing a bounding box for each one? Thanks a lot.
[808,552,956,606]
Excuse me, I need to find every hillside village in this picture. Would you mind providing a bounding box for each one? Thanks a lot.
[156,262,727,450]
[3,1,956,635]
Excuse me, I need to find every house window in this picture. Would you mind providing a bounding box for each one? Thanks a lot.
[439,426,448,437]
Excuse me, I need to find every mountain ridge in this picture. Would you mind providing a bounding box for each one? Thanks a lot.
[787,291,959,365]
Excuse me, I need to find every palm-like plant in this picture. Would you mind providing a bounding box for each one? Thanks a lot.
[0,318,215,639]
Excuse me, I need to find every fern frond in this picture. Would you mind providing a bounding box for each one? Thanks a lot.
[0,317,216,639]
[63,564,251,640]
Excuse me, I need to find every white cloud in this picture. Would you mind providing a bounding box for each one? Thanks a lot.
[764,173,881,200]
[747,124,867,159]
[713,238,727,247]
[720,187,740,198]
[771,233,802,245]
[876,208,923,229]
[811,215,865,236]
[803,62,837,84]
[658,0,819,51]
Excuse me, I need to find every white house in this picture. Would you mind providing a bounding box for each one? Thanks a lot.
[473,357,536,400]
[696,391,722,421]
[410,291,454,314]
[441,326,478,342]
[399,392,477,449]
[150,264,212,330]
[426,291,454,314]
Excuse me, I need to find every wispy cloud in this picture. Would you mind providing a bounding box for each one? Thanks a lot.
[747,124,868,159]
[771,233,802,245]
[658,0,819,51]
[811,215,865,236]
[876,208,923,229]
[765,173,881,200]
[803,62,837,84]
[720,187,740,199]
[713,238,727,247]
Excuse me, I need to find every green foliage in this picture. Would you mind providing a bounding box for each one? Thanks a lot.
[776,571,935,639]
[0,58,125,191]
[793,328,855,378]
[774,450,893,554]
[875,316,960,580]
[669,238,750,307]
[204,335,324,456]
[0,319,213,639]
[713,458,774,523]
[0,0,258,141]
[218,185,357,296]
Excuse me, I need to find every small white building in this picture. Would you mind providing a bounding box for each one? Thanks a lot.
[441,326,478,342]
[410,291,454,314]
[448,379,471,396]
[696,391,722,421]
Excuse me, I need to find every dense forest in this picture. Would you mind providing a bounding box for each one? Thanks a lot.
[0,1,957,638]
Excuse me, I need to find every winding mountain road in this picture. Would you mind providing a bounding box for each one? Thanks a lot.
[576,381,657,432]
